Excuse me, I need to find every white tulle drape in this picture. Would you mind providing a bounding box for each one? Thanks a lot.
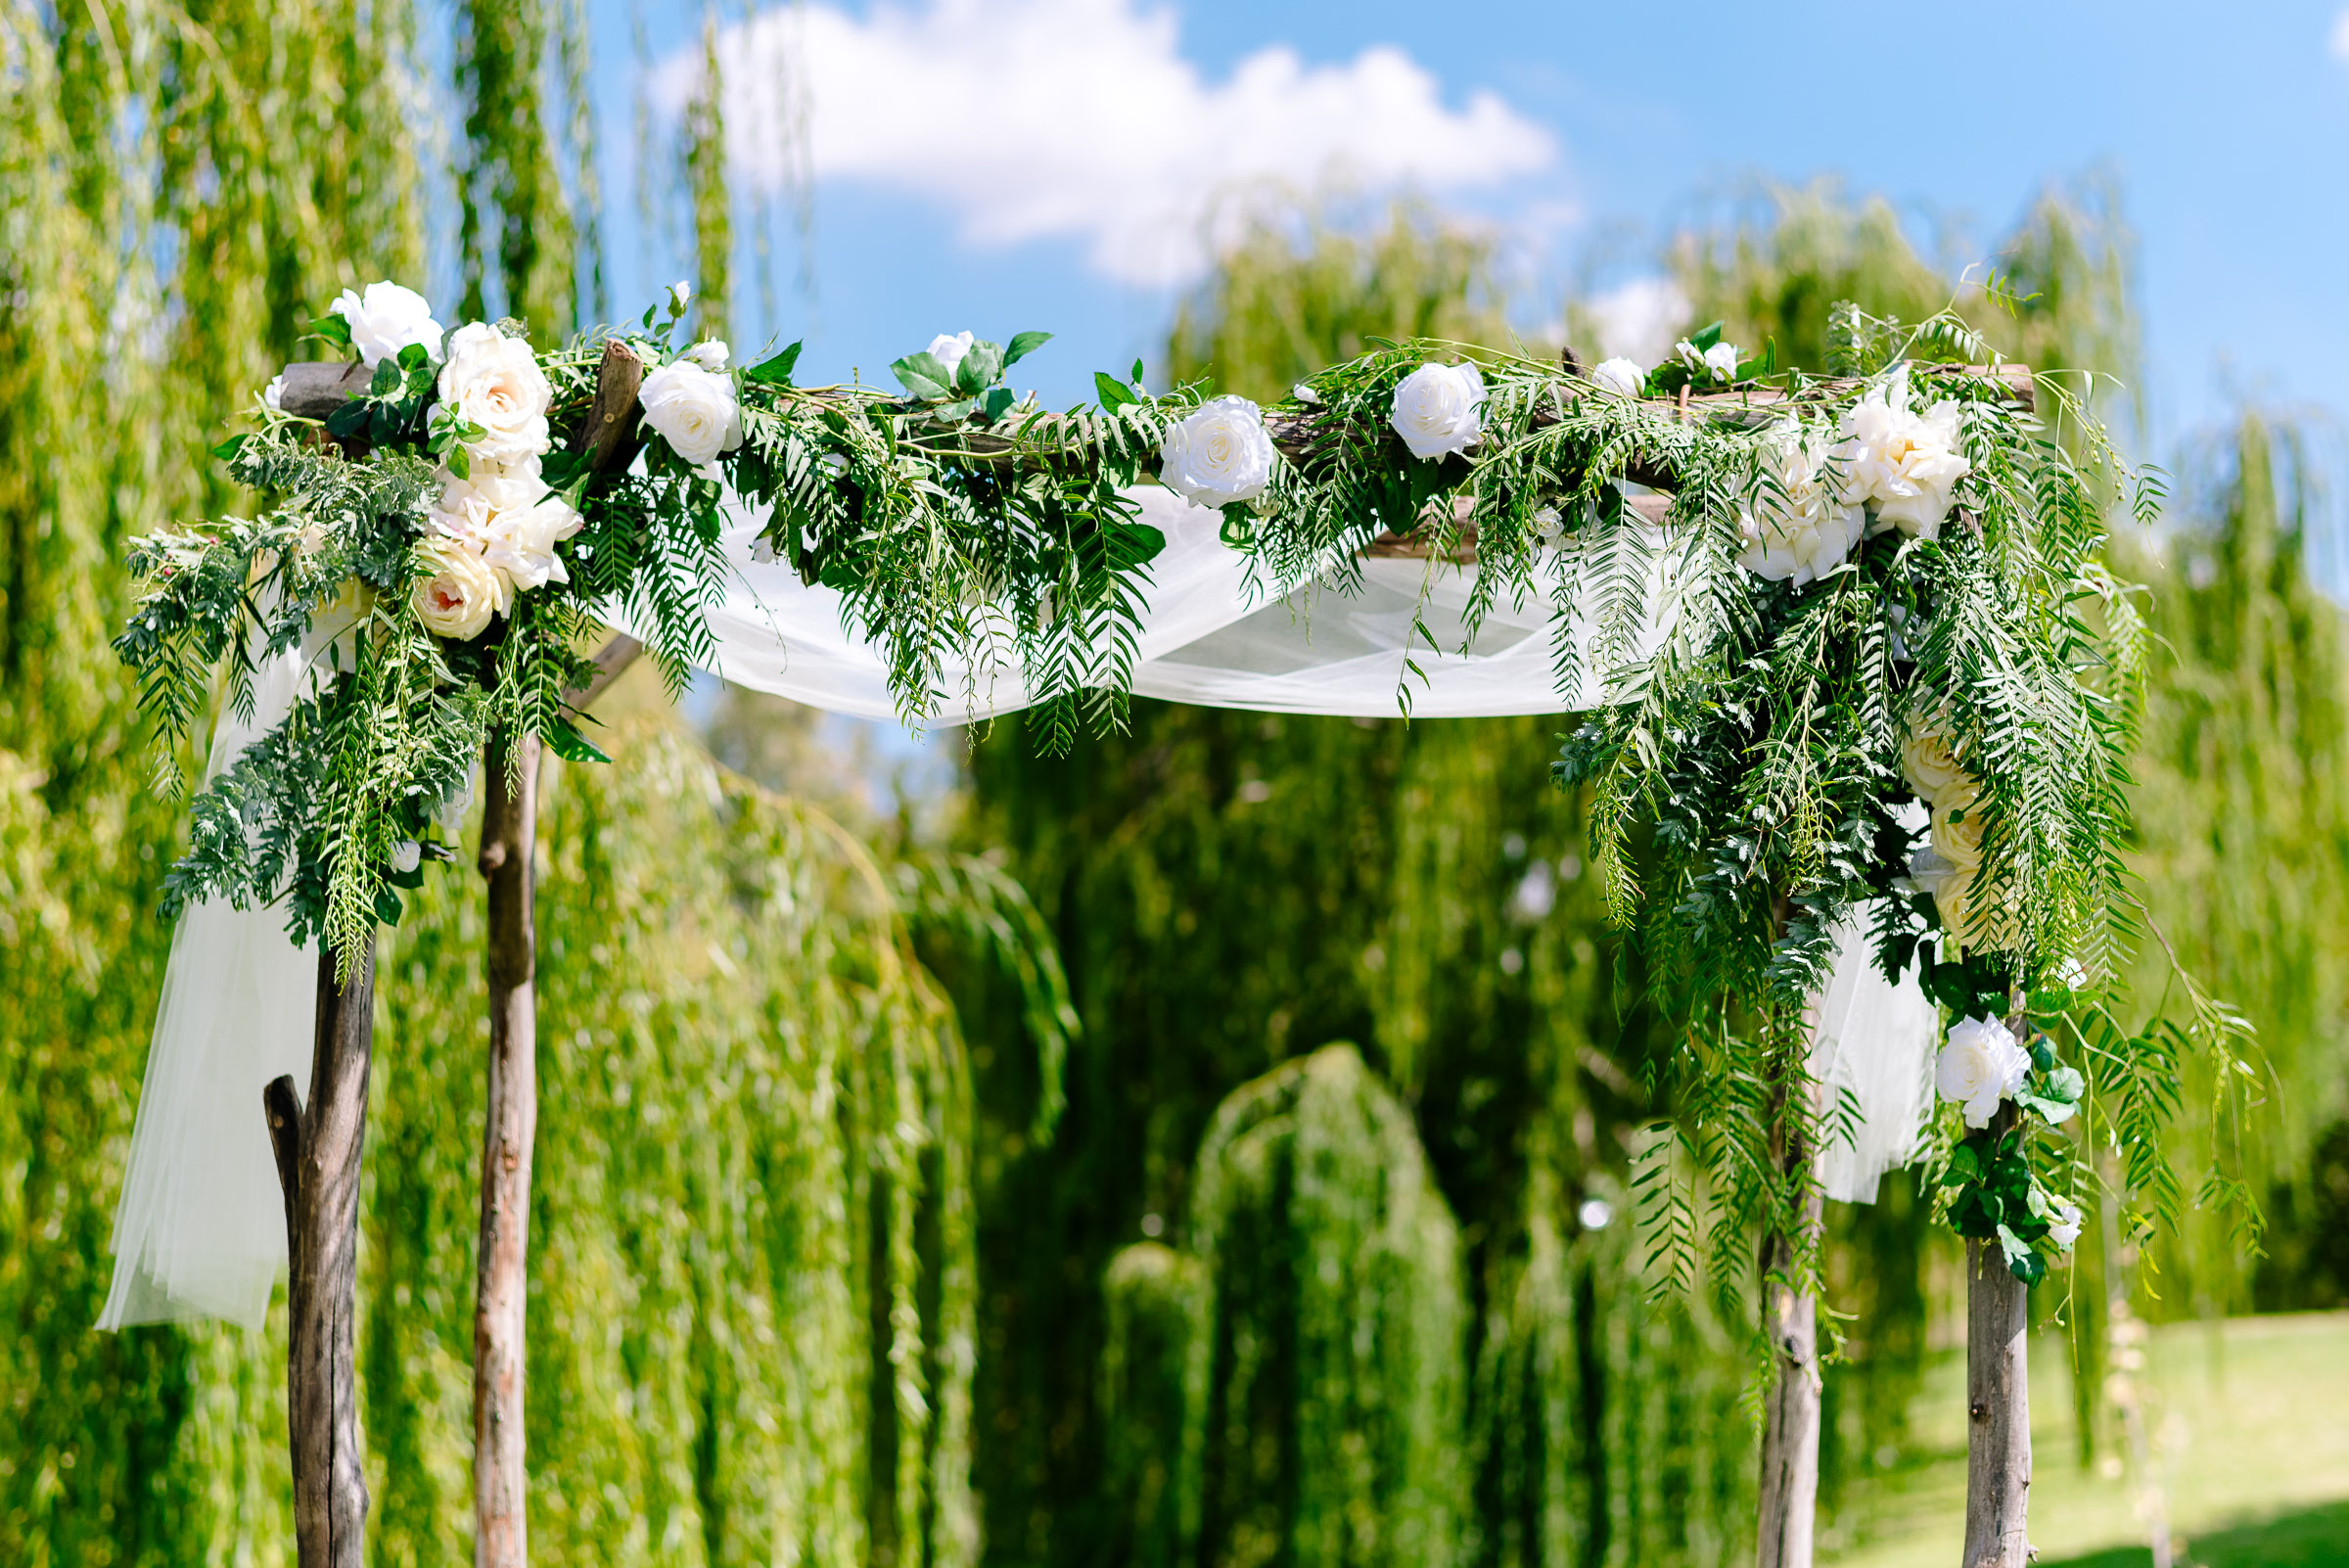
[104,489,1941,1328]
[97,620,358,1331]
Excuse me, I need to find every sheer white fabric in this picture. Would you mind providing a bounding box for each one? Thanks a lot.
[98,617,354,1331]
[107,491,1942,1333]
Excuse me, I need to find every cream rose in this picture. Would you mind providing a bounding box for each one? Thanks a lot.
[428,462,580,590]
[411,537,511,641]
[639,358,744,472]
[1160,395,1275,510]
[682,339,730,372]
[437,323,553,469]
[1936,1015,2029,1130]
[1900,720,1970,803]
[1834,378,1970,538]
[1736,423,1865,587]
[1591,356,1645,398]
[331,281,444,368]
[1390,361,1486,461]
[1929,785,1989,870]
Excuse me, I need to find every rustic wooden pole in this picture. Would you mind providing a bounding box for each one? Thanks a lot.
[264,938,379,1568]
[1963,1098,2033,1568]
[474,728,540,1568]
[469,340,645,1568]
[1756,1006,1826,1568]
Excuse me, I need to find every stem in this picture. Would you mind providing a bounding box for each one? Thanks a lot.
[266,938,377,1568]
[475,728,540,1568]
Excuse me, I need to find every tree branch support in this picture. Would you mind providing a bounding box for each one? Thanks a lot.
[265,939,378,1568]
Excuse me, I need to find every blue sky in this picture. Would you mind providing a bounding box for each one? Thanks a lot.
[582,0,2347,465]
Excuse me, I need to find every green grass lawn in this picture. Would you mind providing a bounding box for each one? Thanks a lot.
[1820,1312,2349,1568]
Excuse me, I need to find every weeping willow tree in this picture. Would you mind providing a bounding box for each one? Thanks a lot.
[0,3,1021,1562]
[944,202,1760,1568]
[365,716,1024,1568]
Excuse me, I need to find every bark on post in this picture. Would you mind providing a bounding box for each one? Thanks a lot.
[469,338,644,1568]
[264,939,379,1568]
[1963,1101,2033,1568]
[474,730,540,1568]
[1756,1066,1825,1568]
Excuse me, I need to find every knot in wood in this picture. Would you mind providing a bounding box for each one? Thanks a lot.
[479,842,509,875]
[1969,1400,1989,1422]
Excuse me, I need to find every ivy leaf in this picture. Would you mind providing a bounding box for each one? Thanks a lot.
[546,714,612,764]
[891,351,954,401]
[745,342,803,387]
[1003,330,1051,368]
[1095,371,1139,411]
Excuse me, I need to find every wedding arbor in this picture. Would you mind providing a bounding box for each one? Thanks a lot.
[104,279,2241,1568]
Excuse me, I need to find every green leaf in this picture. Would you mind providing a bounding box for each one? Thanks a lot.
[1122,522,1168,565]
[546,714,612,765]
[891,350,953,400]
[1095,371,1138,411]
[368,358,402,396]
[956,339,1005,396]
[1130,357,1146,387]
[1941,1142,1982,1187]
[981,387,1017,423]
[396,341,431,372]
[1002,330,1052,368]
[2045,1065,2086,1103]
[211,435,248,462]
[1688,320,1724,353]
[373,887,404,926]
[746,342,804,386]
[309,312,352,350]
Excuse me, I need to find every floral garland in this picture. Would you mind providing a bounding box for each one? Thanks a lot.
[120,282,2239,1289]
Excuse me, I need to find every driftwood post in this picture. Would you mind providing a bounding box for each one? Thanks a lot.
[264,940,379,1568]
[1756,1073,1825,1568]
[275,346,646,1568]
[1963,1097,2032,1567]
[471,342,645,1568]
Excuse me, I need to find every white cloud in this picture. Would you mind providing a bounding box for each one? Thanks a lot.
[2333,7,2349,61]
[653,0,1555,287]
[1584,276,1689,368]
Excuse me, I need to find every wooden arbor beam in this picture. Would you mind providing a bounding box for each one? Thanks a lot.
[473,340,644,1568]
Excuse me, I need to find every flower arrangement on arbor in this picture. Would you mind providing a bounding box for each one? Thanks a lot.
[118,280,2253,1568]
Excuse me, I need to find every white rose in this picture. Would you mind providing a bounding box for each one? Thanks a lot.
[330,281,444,368]
[1675,339,1741,384]
[262,375,285,413]
[926,331,976,379]
[480,498,581,591]
[1390,361,1486,461]
[683,339,729,372]
[1591,356,1645,398]
[1736,423,1865,587]
[428,463,542,545]
[410,537,511,641]
[1834,378,1970,539]
[1936,1015,2029,1130]
[639,359,744,472]
[437,323,553,469]
[668,280,693,312]
[1900,719,1969,804]
[2046,1200,2084,1252]
[1159,395,1275,510]
[389,840,423,875]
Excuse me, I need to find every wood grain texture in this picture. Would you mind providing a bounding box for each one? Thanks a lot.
[268,942,377,1568]
[1756,1069,1825,1568]
[1963,1105,2034,1568]
[474,731,540,1568]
